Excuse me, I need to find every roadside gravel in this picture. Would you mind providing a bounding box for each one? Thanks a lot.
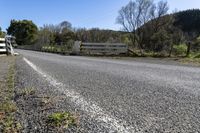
[15,56,110,133]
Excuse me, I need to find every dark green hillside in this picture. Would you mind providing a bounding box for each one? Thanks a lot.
[136,9,200,57]
[174,9,200,33]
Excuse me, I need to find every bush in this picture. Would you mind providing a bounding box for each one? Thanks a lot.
[173,44,187,56]
[194,53,200,58]
[66,40,74,50]
[41,42,74,54]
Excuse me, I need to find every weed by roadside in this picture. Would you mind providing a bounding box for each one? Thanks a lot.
[47,112,78,131]
[18,87,36,97]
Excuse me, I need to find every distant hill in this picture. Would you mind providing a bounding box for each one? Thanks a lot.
[174,9,200,34]
[140,9,200,34]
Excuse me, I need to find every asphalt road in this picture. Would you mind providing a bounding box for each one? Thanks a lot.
[16,49,200,133]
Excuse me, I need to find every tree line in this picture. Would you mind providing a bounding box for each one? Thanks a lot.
[3,0,200,57]
[5,20,129,50]
[0,27,6,38]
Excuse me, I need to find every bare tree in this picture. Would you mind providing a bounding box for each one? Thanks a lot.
[117,0,153,52]
[157,1,169,18]
[150,0,169,32]
[117,0,169,54]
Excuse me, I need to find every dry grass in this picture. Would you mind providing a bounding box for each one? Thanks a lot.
[0,57,22,133]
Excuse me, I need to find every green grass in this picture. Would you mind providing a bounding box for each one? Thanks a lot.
[0,101,17,113]
[47,112,78,129]
[19,87,36,96]
[0,59,22,133]
[179,52,200,66]
[181,58,200,66]
[41,45,72,54]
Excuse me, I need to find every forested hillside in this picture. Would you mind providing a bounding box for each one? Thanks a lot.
[135,9,200,57]
[175,9,200,34]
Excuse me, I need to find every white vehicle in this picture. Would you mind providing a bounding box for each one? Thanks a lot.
[0,38,7,53]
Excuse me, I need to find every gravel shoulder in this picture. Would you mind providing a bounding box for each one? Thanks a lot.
[0,56,21,133]
[14,56,110,133]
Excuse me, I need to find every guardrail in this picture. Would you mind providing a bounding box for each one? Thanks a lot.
[0,45,6,53]
[0,38,7,54]
[0,37,16,55]
[6,38,15,55]
[72,41,128,55]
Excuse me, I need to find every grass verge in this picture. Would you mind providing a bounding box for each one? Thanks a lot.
[180,58,200,66]
[0,58,22,133]
[179,53,200,66]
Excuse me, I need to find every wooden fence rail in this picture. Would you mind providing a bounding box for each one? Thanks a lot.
[72,41,128,55]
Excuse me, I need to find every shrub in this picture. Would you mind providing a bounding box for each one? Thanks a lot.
[194,53,200,58]
[173,44,187,56]
[41,40,74,54]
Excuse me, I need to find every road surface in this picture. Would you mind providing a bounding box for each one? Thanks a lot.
[16,49,200,133]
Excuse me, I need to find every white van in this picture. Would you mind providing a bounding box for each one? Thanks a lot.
[0,38,7,53]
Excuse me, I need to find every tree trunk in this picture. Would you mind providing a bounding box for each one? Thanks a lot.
[186,42,191,57]
[168,43,173,57]
[129,33,135,47]
[136,30,143,56]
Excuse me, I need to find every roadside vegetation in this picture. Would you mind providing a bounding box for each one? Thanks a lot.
[1,0,200,64]
[47,112,78,130]
[180,52,200,66]
[14,86,79,132]
[0,27,6,38]
[0,57,22,133]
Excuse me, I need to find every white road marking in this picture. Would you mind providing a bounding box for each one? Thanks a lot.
[23,57,137,133]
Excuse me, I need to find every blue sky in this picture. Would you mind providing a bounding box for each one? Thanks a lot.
[0,0,200,31]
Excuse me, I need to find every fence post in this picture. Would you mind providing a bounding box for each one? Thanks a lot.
[5,36,15,56]
[72,41,81,55]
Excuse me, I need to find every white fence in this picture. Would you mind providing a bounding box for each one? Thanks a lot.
[0,38,7,54]
[0,37,15,55]
[72,41,128,55]
[6,37,15,55]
